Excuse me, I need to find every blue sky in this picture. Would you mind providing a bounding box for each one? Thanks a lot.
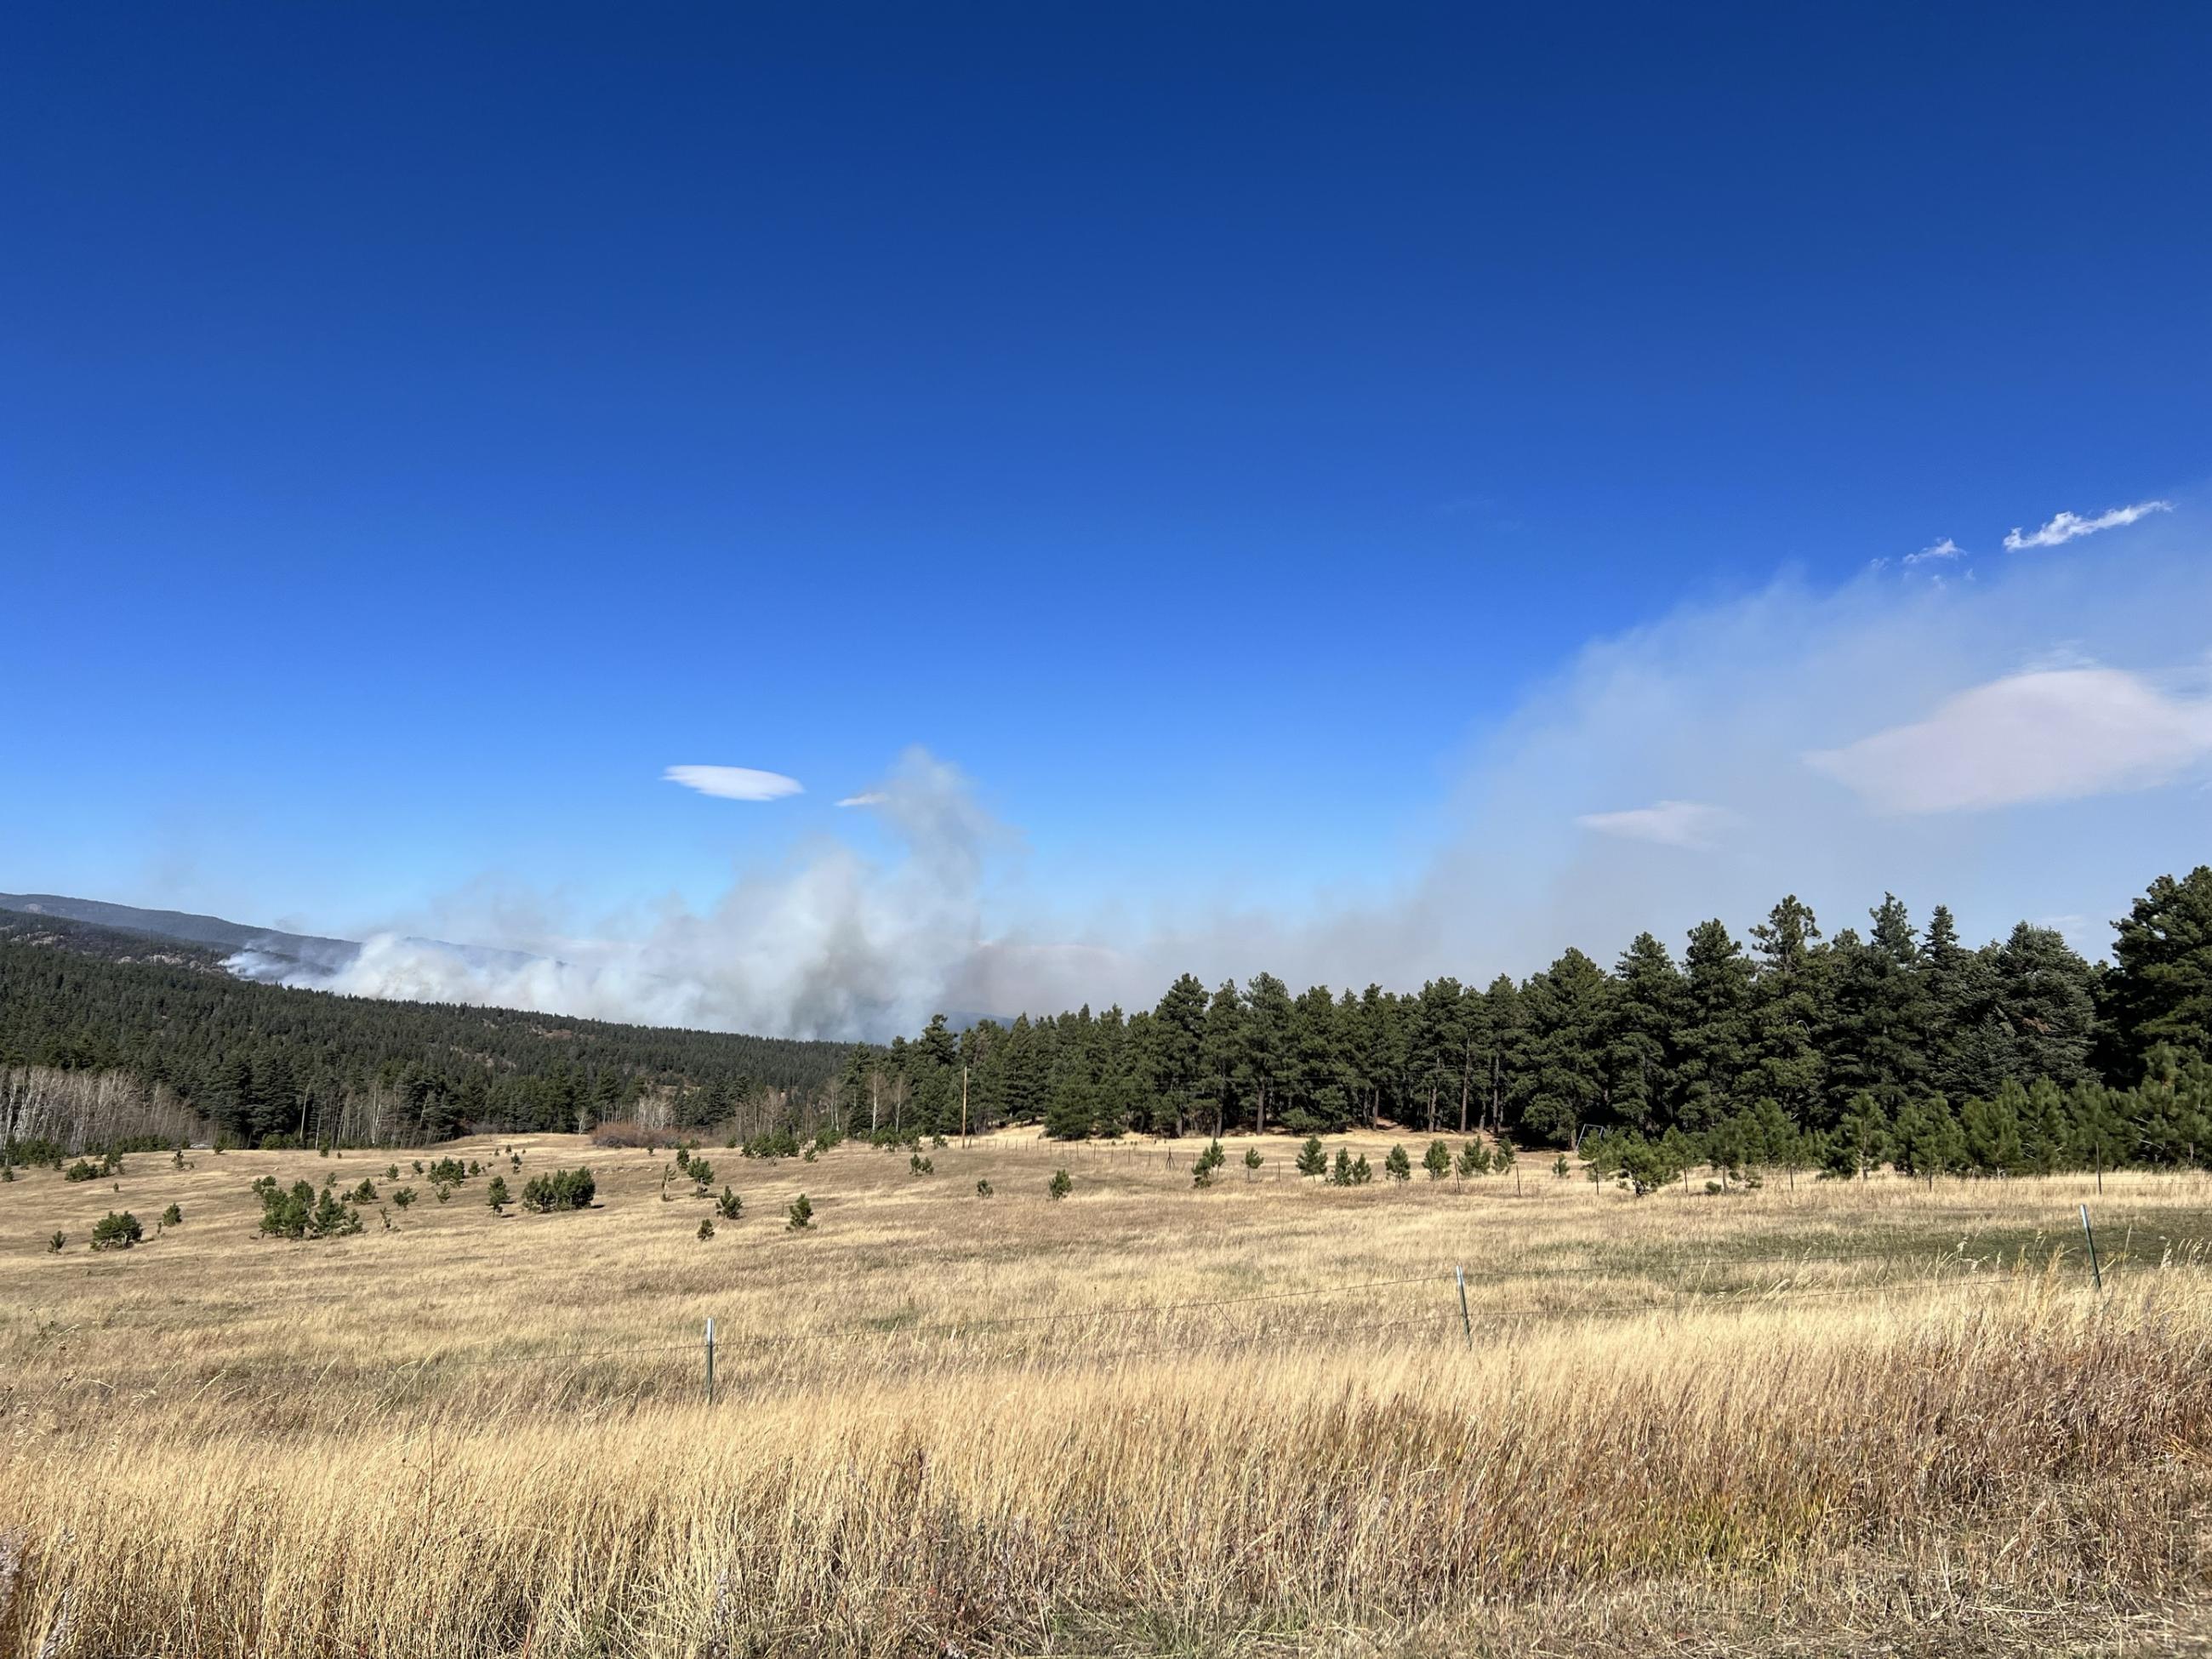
[7,5,2211,1034]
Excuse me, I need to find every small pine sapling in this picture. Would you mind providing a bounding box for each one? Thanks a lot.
[1457,1141,1489,1181]
[715,1187,742,1220]
[1243,1147,1263,1179]
[1423,1140,1451,1181]
[1297,1136,1327,1178]
[697,1217,715,1241]
[486,1176,510,1212]
[1351,1154,1373,1185]
[91,1211,144,1251]
[1385,1144,1412,1182]
[391,1187,416,1209]
[975,1178,993,1196]
[48,1231,65,1253]
[160,1202,182,1227]
[1048,1168,1073,1200]
[787,1193,814,1230]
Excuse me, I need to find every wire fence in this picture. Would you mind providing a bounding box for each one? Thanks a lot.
[20,1240,2198,1411]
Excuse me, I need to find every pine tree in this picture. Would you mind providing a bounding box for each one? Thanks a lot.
[1296,1135,1326,1178]
[1514,949,1613,1145]
[1605,933,1681,1132]
[1384,1143,1411,1181]
[1674,920,1754,1130]
[2108,867,2212,1069]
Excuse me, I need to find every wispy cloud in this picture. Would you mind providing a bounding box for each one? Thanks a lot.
[1804,666,2212,813]
[2004,499,2172,551]
[663,765,804,801]
[1573,800,1736,848]
[1902,537,1965,567]
[836,792,887,807]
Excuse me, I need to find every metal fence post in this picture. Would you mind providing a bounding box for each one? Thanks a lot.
[1455,1265,1472,1348]
[2078,1204,2103,1294]
[704,1316,717,1403]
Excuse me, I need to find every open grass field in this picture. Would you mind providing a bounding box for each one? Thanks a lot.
[4,1131,2212,1656]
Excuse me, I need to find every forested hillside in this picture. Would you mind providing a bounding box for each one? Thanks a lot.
[843,868,2212,1175]
[0,913,849,1147]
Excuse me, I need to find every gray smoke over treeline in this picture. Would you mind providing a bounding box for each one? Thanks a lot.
[254,516,2210,1041]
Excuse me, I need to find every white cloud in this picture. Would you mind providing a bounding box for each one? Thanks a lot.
[2003,499,2172,551]
[1804,666,2212,813]
[1902,537,1964,566]
[664,765,804,801]
[836,792,887,807]
[1574,800,1736,848]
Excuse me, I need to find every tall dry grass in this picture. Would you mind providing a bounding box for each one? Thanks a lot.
[3,1132,2210,1656]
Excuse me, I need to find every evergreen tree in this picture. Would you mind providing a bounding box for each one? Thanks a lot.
[2109,867,2212,1069]
[1673,920,1754,1130]
[1514,949,1613,1145]
[1605,932,1681,1132]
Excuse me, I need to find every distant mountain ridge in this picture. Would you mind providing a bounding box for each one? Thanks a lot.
[0,892,359,974]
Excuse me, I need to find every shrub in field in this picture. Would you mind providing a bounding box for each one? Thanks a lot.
[425,1158,467,1186]
[160,1203,182,1227]
[591,1121,676,1149]
[466,1160,482,1177]
[744,1129,802,1160]
[675,1148,693,1174]
[690,1159,715,1194]
[486,1176,510,1212]
[64,1160,101,1183]
[1297,1136,1327,1178]
[1048,1169,1072,1200]
[510,1153,522,1171]
[311,1189,362,1237]
[786,1193,813,1230]
[1351,1154,1373,1185]
[1457,1141,1490,1180]
[258,1181,313,1238]
[521,1168,596,1212]
[715,1187,742,1220]
[47,1231,64,1252]
[411,1160,425,1175]
[1191,1140,1226,1188]
[435,1185,451,1203]
[1384,1144,1411,1182]
[391,1187,416,1209]
[909,1154,933,1176]
[90,1211,143,1251]
[385,1165,399,1180]
[349,1179,378,1203]
[1331,1148,1354,1186]
[696,1217,715,1241]
[1244,1147,1263,1176]
[1424,1140,1451,1180]
[1554,1154,1571,1177]
[1492,1138,1518,1181]
[975,1178,992,1196]
[803,1147,817,1162]
[812,1128,843,1154]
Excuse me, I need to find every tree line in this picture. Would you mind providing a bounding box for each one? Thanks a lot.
[841,868,2212,1174]
[0,914,850,1149]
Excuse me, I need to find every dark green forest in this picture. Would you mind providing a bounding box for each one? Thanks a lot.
[0,914,848,1145]
[6,869,2211,1175]
[841,868,2212,1177]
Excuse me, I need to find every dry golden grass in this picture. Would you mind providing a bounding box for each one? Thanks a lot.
[3,1131,2211,1656]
